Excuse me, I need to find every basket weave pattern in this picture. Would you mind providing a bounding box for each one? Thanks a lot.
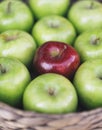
[0,102,102,130]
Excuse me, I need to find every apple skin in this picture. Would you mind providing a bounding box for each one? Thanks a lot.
[68,0,102,34]
[28,0,70,20]
[74,29,102,62]
[0,0,34,33]
[0,57,31,107]
[23,73,78,114]
[33,41,80,79]
[0,30,37,67]
[32,15,76,46]
[73,59,102,109]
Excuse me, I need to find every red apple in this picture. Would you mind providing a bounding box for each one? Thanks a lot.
[33,41,80,79]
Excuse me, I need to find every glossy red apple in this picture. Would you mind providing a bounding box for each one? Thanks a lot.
[33,41,80,79]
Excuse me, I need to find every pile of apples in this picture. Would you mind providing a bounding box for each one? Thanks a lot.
[0,0,102,114]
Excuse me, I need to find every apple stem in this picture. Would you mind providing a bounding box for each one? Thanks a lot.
[91,37,100,45]
[6,1,12,14]
[50,23,59,28]
[48,21,59,28]
[89,2,94,9]
[6,35,18,42]
[48,88,55,96]
[0,64,6,74]
[57,45,67,58]
[51,45,67,59]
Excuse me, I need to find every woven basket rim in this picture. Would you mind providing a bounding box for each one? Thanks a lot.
[0,101,102,130]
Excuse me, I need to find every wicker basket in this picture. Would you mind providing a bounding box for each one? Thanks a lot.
[1,0,102,130]
[0,102,102,130]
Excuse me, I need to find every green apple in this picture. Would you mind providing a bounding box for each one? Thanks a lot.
[0,0,34,33]
[23,73,78,114]
[74,29,102,62]
[28,0,70,20]
[0,30,37,67]
[73,59,102,109]
[68,0,102,34]
[0,57,31,107]
[32,15,76,46]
